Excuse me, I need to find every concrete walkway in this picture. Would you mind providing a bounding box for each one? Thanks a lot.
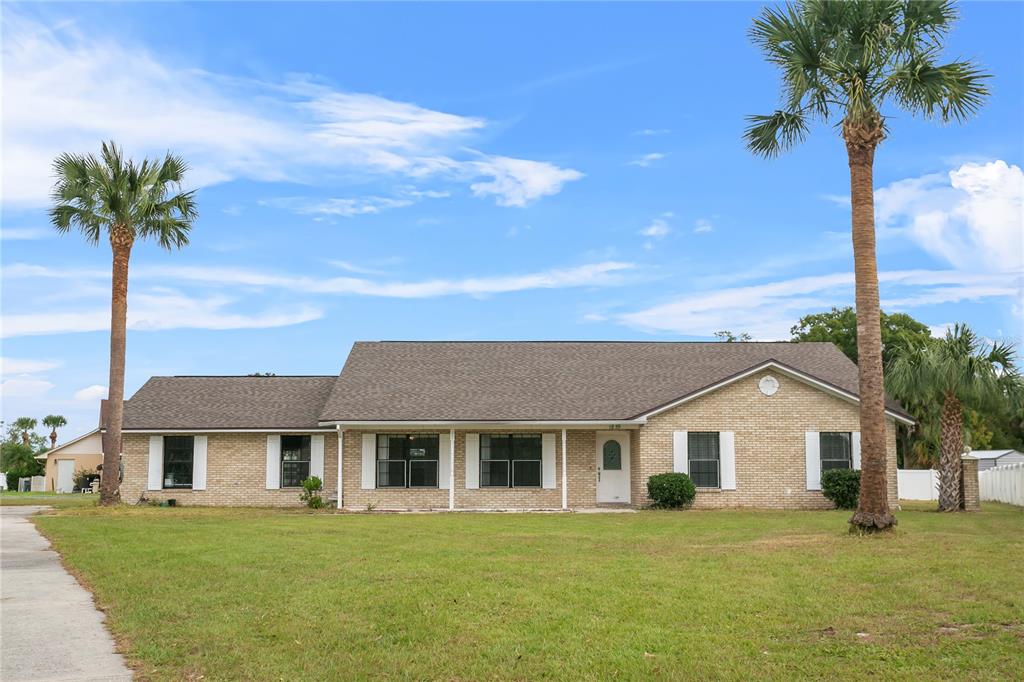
[1,506,132,681]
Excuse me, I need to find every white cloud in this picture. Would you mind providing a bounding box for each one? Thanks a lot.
[326,260,392,276]
[627,152,666,168]
[134,261,635,299]
[261,196,416,217]
[2,10,581,208]
[73,384,107,402]
[619,270,1021,340]
[0,377,55,399]
[468,156,583,207]
[1,291,323,338]
[0,260,636,337]
[0,227,52,240]
[0,357,61,375]
[639,219,670,238]
[694,218,714,234]
[858,160,1023,272]
[631,129,671,136]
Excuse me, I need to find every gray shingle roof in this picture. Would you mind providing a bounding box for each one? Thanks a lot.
[122,376,337,430]
[320,341,910,422]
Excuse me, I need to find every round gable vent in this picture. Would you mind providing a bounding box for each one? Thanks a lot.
[758,375,780,396]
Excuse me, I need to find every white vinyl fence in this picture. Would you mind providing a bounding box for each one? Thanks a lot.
[897,469,939,501]
[979,463,1024,506]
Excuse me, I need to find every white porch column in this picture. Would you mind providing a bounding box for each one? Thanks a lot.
[561,428,568,510]
[336,427,344,510]
[449,428,456,511]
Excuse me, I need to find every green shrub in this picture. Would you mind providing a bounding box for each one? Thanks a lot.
[647,473,696,509]
[300,476,325,509]
[821,469,860,509]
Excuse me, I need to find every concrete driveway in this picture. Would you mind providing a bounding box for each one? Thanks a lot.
[0,506,132,681]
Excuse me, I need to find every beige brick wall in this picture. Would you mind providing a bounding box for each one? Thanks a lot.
[961,457,980,511]
[631,370,899,510]
[121,432,338,507]
[339,430,600,510]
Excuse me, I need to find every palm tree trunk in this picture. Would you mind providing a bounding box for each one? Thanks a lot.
[843,118,895,532]
[937,394,963,512]
[100,227,133,506]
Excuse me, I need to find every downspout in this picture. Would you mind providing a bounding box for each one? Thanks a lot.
[342,425,350,509]
[449,428,456,511]
[561,428,568,511]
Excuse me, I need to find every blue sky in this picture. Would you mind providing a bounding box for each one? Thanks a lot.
[2,1,1022,438]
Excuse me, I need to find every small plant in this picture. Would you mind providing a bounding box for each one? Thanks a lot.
[821,469,861,510]
[299,476,324,509]
[73,468,99,492]
[647,472,696,509]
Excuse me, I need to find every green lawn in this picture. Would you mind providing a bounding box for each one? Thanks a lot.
[1,491,98,508]
[34,504,1023,681]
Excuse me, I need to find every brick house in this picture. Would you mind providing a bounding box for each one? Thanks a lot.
[119,341,913,510]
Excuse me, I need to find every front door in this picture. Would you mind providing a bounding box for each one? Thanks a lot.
[56,459,75,493]
[596,432,630,503]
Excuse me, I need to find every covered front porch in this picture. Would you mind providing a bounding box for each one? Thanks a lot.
[327,423,640,511]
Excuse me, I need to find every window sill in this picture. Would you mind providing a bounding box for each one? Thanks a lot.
[696,487,723,493]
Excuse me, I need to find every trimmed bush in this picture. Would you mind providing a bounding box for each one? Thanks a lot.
[647,473,696,509]
[821,468,860,509]
[300,476,325,509]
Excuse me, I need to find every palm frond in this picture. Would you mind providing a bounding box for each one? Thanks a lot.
[743,110,810,158]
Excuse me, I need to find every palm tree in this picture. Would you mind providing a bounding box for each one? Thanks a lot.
[744,1,989,531]
[50,141,197,505]
[13,417,38,448]
[42,415,68,449]
[888,325,1020,511]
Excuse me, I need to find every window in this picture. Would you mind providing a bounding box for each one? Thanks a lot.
[163,436,194,489]
[480,434,542,488]
[688,432,720,488]
[603,440,622,470]
[281,435,312,488]
[820,432,853,471]
[376,434,439,488]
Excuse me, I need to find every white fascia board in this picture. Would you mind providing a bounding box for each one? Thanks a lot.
[318,420,644,430]
[123,428,337,433]
[637,361,915,426]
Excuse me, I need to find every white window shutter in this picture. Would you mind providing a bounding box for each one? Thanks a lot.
[311,435,325,480]
[265,436,281,489]
[673,431,688,474]
[542,433,556,488]
[720,431,736,490]
[192,436,208,491]
[147,436,163,490]
[361,434,376,489]
[852,432,862,470]
[465,433,480,489]
[805,431,821,490]
[438,433,451,490]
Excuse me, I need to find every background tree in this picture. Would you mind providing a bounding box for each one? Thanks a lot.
[791,306,933,366]
[1,421,47,490]
[746,0,989,531]
[42,414,68,448]
[13,417,38,448]
[713,331,752,342]
[50,141,197,505]
[888,325,1020,511]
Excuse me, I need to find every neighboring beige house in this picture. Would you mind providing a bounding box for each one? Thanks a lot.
[118,341,913,510]
[36,429,104,493]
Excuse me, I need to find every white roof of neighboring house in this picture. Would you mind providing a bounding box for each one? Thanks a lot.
[969,449,1023,460]
[34,428,102,460]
